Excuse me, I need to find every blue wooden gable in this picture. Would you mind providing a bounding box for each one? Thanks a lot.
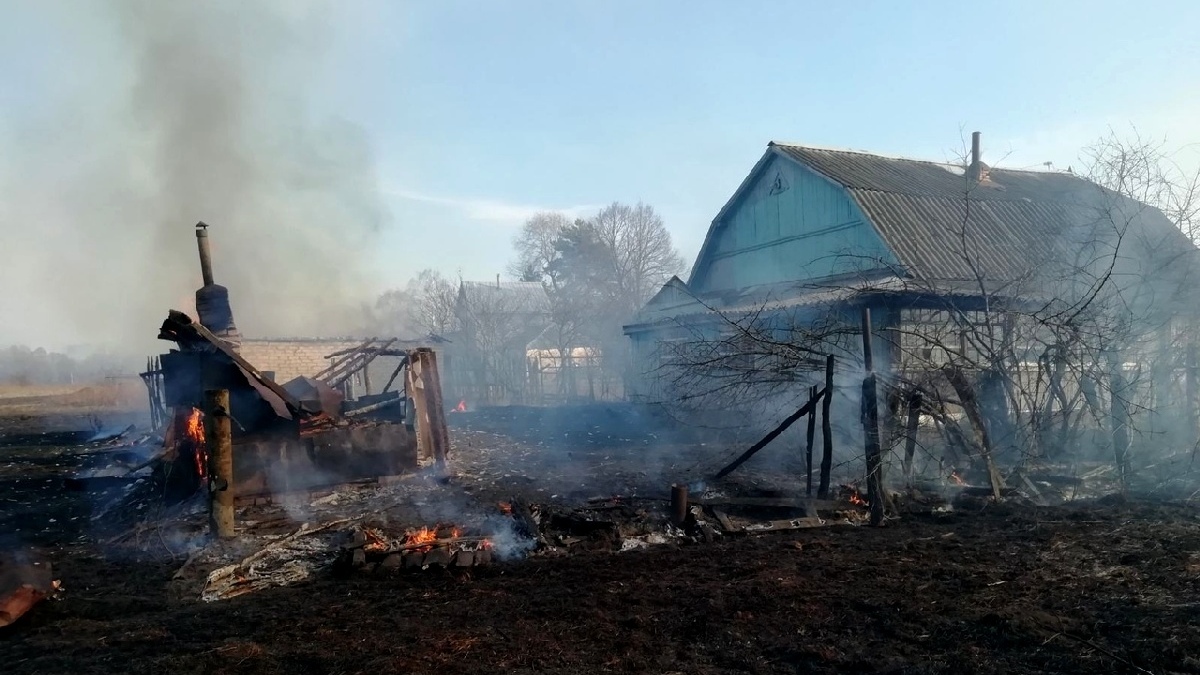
[688,148,899,294]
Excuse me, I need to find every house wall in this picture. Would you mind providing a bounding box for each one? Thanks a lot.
[691,154,898,293]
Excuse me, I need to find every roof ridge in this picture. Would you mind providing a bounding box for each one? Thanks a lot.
[771,141,1071,176]
[770,141,962,168]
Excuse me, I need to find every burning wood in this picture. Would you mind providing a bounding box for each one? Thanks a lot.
[341,524,493,572]
[184,407,207,480]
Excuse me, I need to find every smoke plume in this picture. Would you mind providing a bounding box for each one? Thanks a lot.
[0,0,387,355]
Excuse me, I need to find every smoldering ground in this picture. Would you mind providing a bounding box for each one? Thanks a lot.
[0,1,388,355]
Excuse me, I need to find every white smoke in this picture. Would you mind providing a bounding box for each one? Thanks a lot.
[0,0,388,355]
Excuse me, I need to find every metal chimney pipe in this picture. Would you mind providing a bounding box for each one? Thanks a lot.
[196,221,214,286]
[971,131,981,167]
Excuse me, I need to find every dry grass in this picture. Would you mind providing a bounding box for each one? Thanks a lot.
[0,384,81,400]
[0,380,146,413]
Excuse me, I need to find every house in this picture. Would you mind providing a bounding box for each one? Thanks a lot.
[443,280,552,405]
[624,134,1199,458]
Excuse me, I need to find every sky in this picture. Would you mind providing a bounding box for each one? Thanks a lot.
[1,0,1199,351]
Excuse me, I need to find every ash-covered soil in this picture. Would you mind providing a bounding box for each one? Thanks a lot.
[3,402,1200,674]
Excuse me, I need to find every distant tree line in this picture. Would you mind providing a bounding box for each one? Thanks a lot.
[0,346,133,386]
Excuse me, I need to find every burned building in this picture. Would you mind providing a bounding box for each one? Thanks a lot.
[145,223,450,501]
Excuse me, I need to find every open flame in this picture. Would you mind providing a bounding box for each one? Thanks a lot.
[848,491,867,506]
[453,400,467,413]
[184,408,207,480]
[401,524,464,552]
[363,528,388,552]
[949,471,966,486]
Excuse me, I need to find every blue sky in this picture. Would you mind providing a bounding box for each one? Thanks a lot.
[2,0,1199,349]
[329,0,1200,286]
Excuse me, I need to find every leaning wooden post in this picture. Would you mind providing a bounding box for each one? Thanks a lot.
[204,388,235,539]
[805,384,817,496]
[860,308,885,527]
[817,354,835,499]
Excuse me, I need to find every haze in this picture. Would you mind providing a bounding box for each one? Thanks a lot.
[1,0,1197,355]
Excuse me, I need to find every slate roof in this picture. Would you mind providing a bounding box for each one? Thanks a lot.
[772,143,1191,283]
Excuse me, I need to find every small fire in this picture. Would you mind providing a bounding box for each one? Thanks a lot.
[949,471,966,486]
[402,525,462,552]
[184,408,207,479]
[363,528,388,552]
[848,491,867,506]
[453,400,467,413]
[497,501,513,515]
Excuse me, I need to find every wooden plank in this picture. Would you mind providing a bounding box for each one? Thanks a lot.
[695,497,846,510]
[741,517,825,533]
[406,358,435,463]
[417,349,451,471]
[711,508,737,533]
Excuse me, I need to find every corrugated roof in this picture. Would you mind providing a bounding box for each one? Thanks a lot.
[459,281,549,314]
[771,143,1191,283]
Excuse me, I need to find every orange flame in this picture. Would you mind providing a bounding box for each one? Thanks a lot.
[453,400,467,412]
[184,408,207,479]
[949,471,966,486]
[363,528,388,552]
[404,527,439,550]
[497,502,513,515]
[848,492,867,506]
[401,525,463,551]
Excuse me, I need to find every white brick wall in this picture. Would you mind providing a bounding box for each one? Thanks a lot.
[237,339,429,398]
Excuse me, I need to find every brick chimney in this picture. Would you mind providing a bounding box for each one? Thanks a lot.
[967,131,990,184]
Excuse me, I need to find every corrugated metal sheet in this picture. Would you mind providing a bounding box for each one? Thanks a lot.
[772,144,1191,283]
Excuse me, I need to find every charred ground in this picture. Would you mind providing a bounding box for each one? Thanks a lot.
[3,398,1200,674]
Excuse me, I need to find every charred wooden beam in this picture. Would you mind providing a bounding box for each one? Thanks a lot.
[805,384,817,496]
[713,387,825,480]
[818,354,835,499]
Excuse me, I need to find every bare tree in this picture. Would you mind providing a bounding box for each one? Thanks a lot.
[645,133,1200,496]
[371,268,459,338]
[590,202,687,315]
[509,203,685,399]
[455,281,550,404]
[409,269,458,336]
[509,212,572,282]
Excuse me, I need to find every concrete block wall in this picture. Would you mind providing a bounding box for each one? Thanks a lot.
[239,339,362,385]
[238,339,434,399]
